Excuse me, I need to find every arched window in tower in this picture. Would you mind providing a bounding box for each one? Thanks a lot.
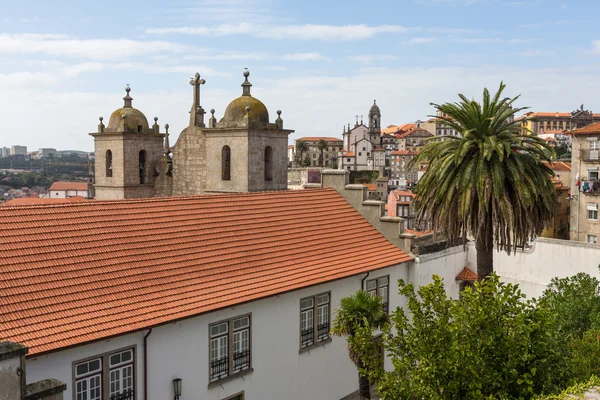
[222,146,231,181]
[264,146,273,181]
[373,118,377,128]
[139,150,147,184]
[106,150,112,177]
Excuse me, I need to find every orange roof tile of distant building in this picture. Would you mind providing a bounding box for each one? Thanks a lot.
[297,137,343,142]
[48,181,89,191]
[391,150,418,156]
[541,161,571,171]
[572,122,600,136]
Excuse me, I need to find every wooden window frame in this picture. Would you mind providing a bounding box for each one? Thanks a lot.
[72,345,137,400]
[299,291,331,353]
[366,276,390,313]
[208,314,252,387]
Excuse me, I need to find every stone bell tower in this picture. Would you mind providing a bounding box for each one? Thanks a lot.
[90,86,165,200]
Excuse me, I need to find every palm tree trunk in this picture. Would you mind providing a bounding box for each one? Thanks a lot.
[475,213,494,281]
[357,358,371,400]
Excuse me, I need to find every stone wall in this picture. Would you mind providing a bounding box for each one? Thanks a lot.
[172,127,207,196]
[247,131,288,191]
[203,129,249,193]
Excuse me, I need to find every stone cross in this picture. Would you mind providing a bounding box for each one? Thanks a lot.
[190,73,206,107]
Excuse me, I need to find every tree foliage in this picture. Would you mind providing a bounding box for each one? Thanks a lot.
[410,82,557,280]
[353,275,570,399]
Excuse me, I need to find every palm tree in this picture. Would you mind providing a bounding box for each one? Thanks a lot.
[410,82,556,281]
[331,291,388,400]
[317,138,328,167]
[295,140,308,167]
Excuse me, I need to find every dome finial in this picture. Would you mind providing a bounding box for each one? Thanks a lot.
[242,68,252,96]
[164,124,171,156]
[123,84,133,108]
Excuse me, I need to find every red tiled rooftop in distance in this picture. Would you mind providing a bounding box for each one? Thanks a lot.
[48,181,89,191]
[0,188,411,356]
[541,161,571,172]
[391,150,418,156]
[572,122,600,136]
[3,197,87,206]
[297,137,343,142]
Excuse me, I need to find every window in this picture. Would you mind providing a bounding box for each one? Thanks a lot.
[222,146,231,181]
[589,169,599,181]
[347,158,351,162]
[300,293,330,350]
[366,276,389,313]
[138,150,146,184]
[588,203,599,220]
[588,235,598,244]
[137,125,143,133]
[106,150,112,177]
[223,393,244,400]
[264,146,273,181]
[209,315,251,383]
[74,348,135,400]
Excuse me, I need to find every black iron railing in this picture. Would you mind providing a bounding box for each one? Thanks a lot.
[110,389,134,400]
[210,356,228,381]
[233,350,250,372]
[301,328,313,347]
[317,322,330,341]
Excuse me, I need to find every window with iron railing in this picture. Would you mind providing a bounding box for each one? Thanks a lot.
[300,293,330,350]
[366,276,390,314]
[74,348,135,400]
[210,315,251,383]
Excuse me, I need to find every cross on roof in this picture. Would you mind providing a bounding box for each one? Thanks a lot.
[189,73,206,107]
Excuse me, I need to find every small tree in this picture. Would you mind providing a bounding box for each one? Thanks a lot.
[302,158,311,167]
[296,140,308,167]
[331,291,388,400]
[317,139,328,167]
[354,275,570,399]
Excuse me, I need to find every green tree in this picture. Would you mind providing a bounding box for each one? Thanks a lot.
[302,158,311,167]
[317,139,328,167]
[331,291,388,400]
[410,83,557,281]
[353,275,570,399]
[295,140,308,166]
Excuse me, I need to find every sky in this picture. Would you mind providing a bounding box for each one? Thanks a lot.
[1,0,599,151]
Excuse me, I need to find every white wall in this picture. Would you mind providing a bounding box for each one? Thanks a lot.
[495,238,600,298]
[25,263,408,400]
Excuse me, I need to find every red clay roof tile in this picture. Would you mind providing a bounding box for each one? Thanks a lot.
[0,188,411,356]
[48,181,89,191]
[455,266,478,281]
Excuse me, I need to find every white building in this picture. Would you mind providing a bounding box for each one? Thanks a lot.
[48,181,90,199]
[1,147,9,157]
[0,188,413,400]
[10,145,27,156]
[341,102,385,171]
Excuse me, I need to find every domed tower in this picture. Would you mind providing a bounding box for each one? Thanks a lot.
[90,86,165,200]
[369,100,381,144]
[172,69,293,195]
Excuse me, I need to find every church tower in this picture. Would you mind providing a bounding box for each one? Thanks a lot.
[91,86,165,200]
[369,100,381,144]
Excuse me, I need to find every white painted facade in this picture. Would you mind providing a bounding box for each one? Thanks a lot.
[49,189,89,199]
[26,264,409,400]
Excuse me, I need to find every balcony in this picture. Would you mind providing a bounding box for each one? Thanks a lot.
[110,390,134,400]
[581,149,600,163]
[581,180,600,196]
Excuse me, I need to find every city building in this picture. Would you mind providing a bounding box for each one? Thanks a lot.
[38,148,57,157]
[420,111,460,139]
[539,161,571,240]
[396,127,434,153]
[293,137,342,167]
[571,122,600,244]
[340,101,385,171]
[287,144,295,166]
[48,181,91,199]
[1,147,10,157]
[10,145,27,156]
[389,150,418,187]
[92,70,292,200]
[538,131,572,150]
[517,105,600,135]
[0,188,412,400]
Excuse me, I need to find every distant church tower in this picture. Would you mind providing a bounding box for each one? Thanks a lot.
[91,86,165,200]
[368,100,381,144]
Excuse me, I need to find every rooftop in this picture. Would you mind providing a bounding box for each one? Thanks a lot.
[0,188,411,356]
[48,181,89,191]
[3,197,87,206]
[297,137,343,142]
[573,121,600,136]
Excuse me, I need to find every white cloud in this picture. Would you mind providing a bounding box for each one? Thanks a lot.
[280,53,331,62]
[0,34,189,60]
[407,37,439,44]
[349,55,399,65]
[515,49,554,57]
[453,37,538,43]
[592,40,600,53]
[145,23,407,41]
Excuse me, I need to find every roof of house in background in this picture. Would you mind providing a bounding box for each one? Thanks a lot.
[391,150,418,156]
[572,122,600,136]
[3,197,87,206]
[364,183,377,191]
[297,137,343,142]
[0,188,411,356]
[48,181,89,191]
[541,161,571,171]
[455,266,478,281]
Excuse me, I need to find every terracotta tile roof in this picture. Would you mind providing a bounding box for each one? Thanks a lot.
[0,188,411,356]
[572,122,600,136]
[3,197,87,206]
[365,184,377,191]
[48,181,89,191]
[455,266,478,281]
[541,161,571,172]
[297,137,343,142]
[373,147,385,151]
[391,150,417,156]
[288,145,294,149]
[344,152,355,157]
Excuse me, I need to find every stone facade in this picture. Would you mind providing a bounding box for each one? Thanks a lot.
[341,102,385,171]
[93,70,292,199]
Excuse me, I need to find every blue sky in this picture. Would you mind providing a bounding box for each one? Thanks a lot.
[1,0,599,150]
